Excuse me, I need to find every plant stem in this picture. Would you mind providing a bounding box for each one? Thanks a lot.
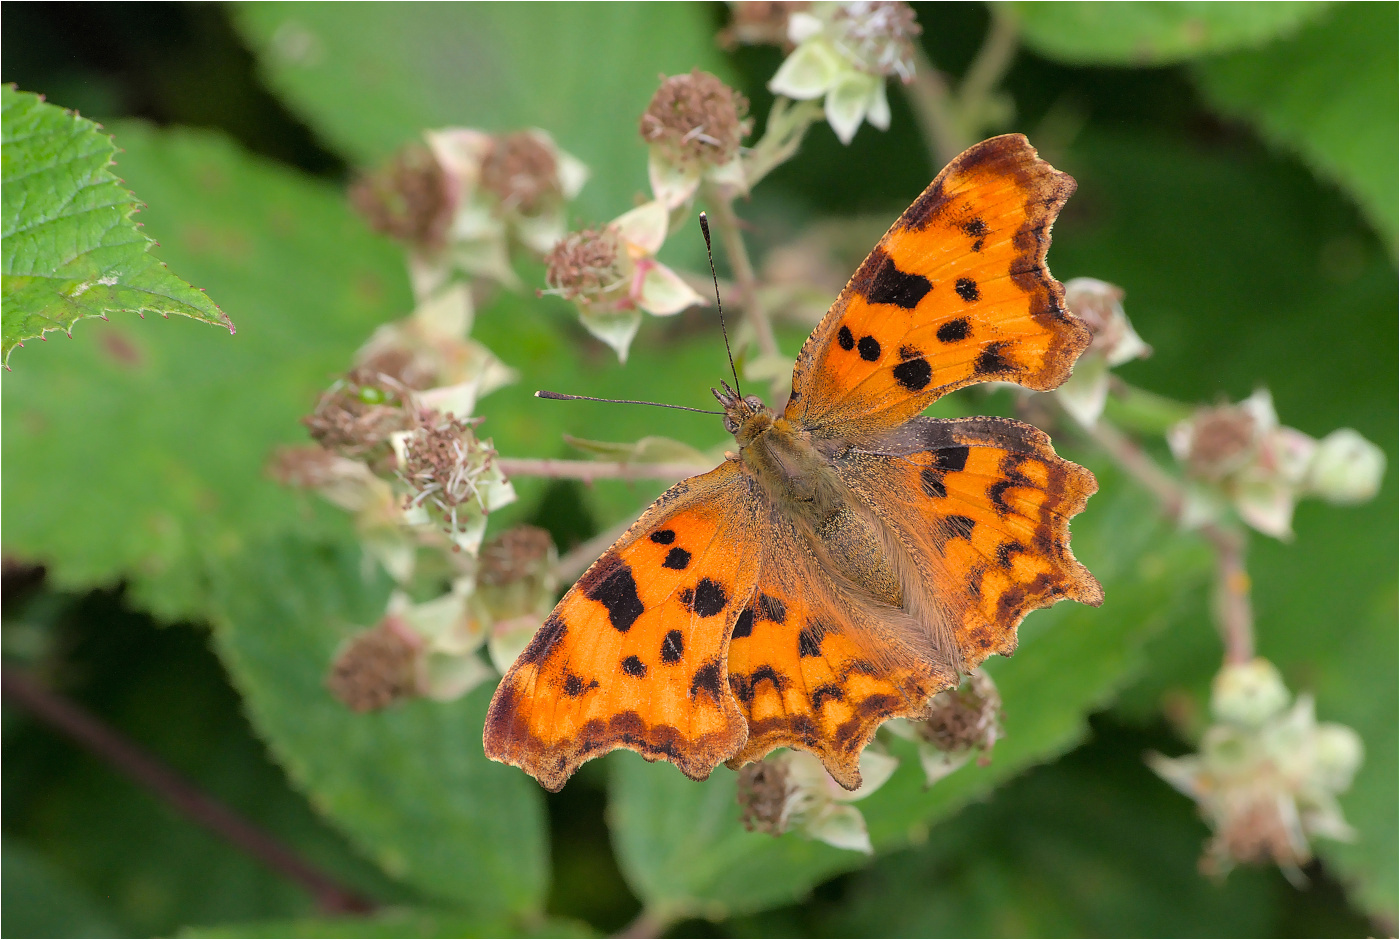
[1079,412,1255,665]
[741,96,822,189]
[904,45,966,167]
[1,666,376,915]
[496,457,713,483]
[957,10,1019,121]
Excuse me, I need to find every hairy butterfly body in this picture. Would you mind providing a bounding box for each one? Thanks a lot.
[485,134,1103,791]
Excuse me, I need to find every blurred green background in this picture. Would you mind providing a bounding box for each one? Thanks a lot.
[2,3,1395,936]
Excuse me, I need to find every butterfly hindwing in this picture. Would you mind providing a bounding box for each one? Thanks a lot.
[837,416,1103,669]
[785,134,1089,440]
[484,461,763,791]
[724,512,954,788]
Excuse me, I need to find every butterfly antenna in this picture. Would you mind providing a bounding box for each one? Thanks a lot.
[535,390,723,416]
[698,212,742,398]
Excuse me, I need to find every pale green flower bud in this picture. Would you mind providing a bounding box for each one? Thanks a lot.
[1211,658,1290,727]
[1305,428,1386,504]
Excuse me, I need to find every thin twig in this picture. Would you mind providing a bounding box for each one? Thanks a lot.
[956,10,1019,120]
[904,46,966,167]
[740,97,822,189]
[554,517,635,584]
[1079,412,1255,665]
[1,665,375,915]
[496,457,713,484]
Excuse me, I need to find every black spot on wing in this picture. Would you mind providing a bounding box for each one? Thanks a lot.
[893,356,932,392]
[936,318,970,343]
[798,620,827,658]
[584,563,645,633]
[866,255,932,309]
[755,593,787,623]
[858,335,881,361]
[955,278,980,302]
[732,607,754,639]
[988,480,1015,514]
[649,529,675,544]
[962,218,988,238]
[689,660,725,704]
[975,341,1013,376]
[681,578,728,618]
[838,325,855,350]
[621,655,647,677]
[661,629,685,664]
[920,467,947,499]
[996,541,1024,569]
[812,684,844,708]
[944,515,976,539]
[662,547,692,570]
[932,446,969,472]
[563,673,597,696]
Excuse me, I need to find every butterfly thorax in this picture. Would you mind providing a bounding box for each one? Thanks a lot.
[723,394,905,609]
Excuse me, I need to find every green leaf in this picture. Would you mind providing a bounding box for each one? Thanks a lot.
[1,123,411,622]
[606,470,1211,919]
[209,535,549,916]
[1,838,121,938]
[232,3,732,220]
[187,910,596,939]
[1010,2,1331,66]
[0,86,232,367]
[1192,3,1399,250]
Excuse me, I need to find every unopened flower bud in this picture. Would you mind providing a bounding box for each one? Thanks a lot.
[1211,658,1289,728]
[326,618,422,712]
[348,144,453,251]
[1305,428,1385,504]
[640,70,752,170]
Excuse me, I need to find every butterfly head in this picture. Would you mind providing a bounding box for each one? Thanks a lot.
[713,382,771,444]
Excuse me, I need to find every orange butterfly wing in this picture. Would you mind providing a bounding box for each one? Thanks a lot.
[724,514,955,788]
[784,133,1088,441]
[484,461,762,791]
[837,416,1103,666]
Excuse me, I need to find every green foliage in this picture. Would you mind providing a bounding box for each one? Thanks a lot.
[1011,1,1331,65]
[189,910,595,938]
[0,123,410,621]
[233,3,731,220]
[209,536,548,918]
[1,838,119,938]
[0,86,232,366]
[607,473,1210,918]
[1193,2,1399,250]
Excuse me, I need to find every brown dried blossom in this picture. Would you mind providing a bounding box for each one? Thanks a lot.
[479,131,561,215]
[478,525,555,587]
[348,144,453,250]
[737,759,794,835]
[326,620,422,712]
[543,226,625,304]
[639,69,752,168]
[303,367,412,461]
[719,1,810,49]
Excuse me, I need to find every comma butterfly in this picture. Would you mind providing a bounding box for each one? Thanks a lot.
[485,134,1103,791]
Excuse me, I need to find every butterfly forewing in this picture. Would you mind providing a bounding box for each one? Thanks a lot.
[785,134,1089,441]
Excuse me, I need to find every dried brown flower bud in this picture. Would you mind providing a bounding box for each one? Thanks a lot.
[326,620,421,712]
[303,367,412,461]
[348,144,452,250]
[267,445,343,489]
[543,226,625,304]
[719,1,810,49]
[737,759,794,836]
[917,669,1002,756]
[478,525,555,587]
[639,70,752,168]
[480,132,561,215]
[1183,406,1260,481]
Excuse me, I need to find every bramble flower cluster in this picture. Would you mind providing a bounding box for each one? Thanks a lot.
[640,69,752,209]
[737,748,899,853]
[1149,659,1363,881]
[1168,389,1385,539]
[543,200,706,360]
[768,1,922,144]
[886,670,1003,786]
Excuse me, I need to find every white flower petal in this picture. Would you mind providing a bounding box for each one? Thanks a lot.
[825,73,880,145]
[487,614,545,674]
[706,155,749,197]
[1055,354,1111,428]
[420,651,495,702]
[1240,388,1279,433]
[865,81,892,131]
[555,148,590,201]
[637,261,707,316]
[580,307,643,363]
[648,152,703,210]
[514,210,568,255]
[612,200,671,256]
[770,39,842,101]
[418,382,481,421]
[451,235,520,288]
[1233,479,1297,539]
[803,803,873,854]
[413,282,474,338]
[833,749,899,801]
[918,746,974,787]
[1105,315,1153,366]
[787,11,825,44]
